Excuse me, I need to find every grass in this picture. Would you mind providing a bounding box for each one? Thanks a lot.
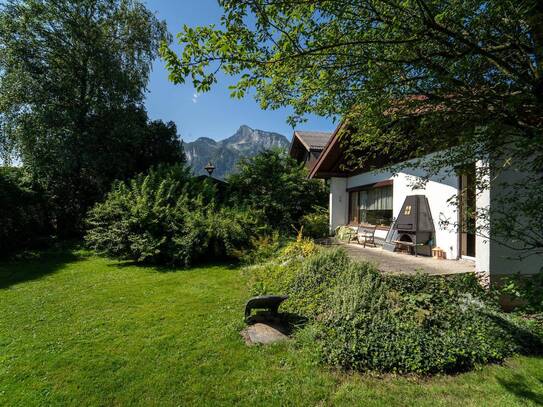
[1,249,542,406]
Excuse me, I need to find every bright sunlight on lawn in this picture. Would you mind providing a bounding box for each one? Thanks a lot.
[1,249,542,406]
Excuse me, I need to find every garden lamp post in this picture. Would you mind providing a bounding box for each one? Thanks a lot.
[204,162,215,177]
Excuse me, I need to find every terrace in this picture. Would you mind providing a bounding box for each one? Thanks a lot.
[339,241,475,275]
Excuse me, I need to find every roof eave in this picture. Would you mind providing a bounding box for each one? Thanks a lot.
[308,120,347,179]
[292,131,311,151]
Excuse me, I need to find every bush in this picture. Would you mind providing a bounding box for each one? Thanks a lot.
[301,208,329,239]
[284,248,351,317]
[236,233,283,265]
[334,225,355,241]
[498,271,543,314]
[319,266,539,374]
[247,247,543,375]
[0,167,53,257]
[282,232,319,260]
[245,234,321,297]
[227,150,328,231]
[85,164,258,266]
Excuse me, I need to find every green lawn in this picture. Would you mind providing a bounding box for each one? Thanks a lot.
[1,250,542,406]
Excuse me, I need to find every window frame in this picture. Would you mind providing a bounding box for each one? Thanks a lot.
[348,180,394,226]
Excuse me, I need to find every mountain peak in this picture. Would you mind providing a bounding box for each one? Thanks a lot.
[193,137,217,145]
[184,125,289,179]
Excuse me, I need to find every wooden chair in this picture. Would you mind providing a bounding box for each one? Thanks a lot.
[354,224,377,247]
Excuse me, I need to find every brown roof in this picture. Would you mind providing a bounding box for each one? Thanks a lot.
[308,121,349,179]
[309,95,469,179]
[292,131,332,151]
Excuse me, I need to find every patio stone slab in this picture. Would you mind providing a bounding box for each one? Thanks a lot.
[338,242,475,275]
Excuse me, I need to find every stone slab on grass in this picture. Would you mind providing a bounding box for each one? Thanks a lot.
[241,322,289,345]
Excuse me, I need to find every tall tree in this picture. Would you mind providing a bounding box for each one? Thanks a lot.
[0,0,169,235]
[137,119,185,174]
[163,0,543,258]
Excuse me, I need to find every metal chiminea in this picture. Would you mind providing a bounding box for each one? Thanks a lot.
[383,195,435,256]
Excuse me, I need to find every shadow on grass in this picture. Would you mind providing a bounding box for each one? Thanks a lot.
[497,374,543,406]
[246,311,308,336]
[0,247,83,289]
[280,312,309,335]
[489,313,543,356]
[487,312,543,404]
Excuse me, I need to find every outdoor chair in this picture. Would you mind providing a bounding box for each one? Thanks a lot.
[352,224,377,247]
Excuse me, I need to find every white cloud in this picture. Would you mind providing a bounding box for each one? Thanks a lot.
[192,92,199,104]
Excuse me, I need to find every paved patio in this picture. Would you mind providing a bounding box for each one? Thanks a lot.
[338,242,475,275]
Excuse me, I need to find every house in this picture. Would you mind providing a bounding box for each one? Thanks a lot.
[289,131,332,170]
[291,121,542,286]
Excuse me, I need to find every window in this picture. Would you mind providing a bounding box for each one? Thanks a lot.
[348,184,393,226]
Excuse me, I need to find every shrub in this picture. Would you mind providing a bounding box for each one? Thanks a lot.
[85,164,258,266]
[318,268,538,374]
[236,232,284,265]
[247,260,302,298]
[0,167,53,257]
[227,150,328,231]
[284,248,351,317]
[247,247,543,375]
[334,225,355,241]
[282,231,319,260]
[498,271,543,314]
[245,234,320,297]
[301,208,329,239]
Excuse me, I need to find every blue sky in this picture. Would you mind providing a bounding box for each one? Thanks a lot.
[144,0,337,142]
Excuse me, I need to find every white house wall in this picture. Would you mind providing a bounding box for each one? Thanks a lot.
[475,161,491,279]
[483,161,543,278]
[329,177,348,231]
[326,153,540,282]
[347,166,460,260]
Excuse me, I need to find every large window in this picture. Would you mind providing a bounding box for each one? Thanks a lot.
[348,184,393,226]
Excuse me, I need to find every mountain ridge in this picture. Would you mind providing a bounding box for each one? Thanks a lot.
[185,125,290,179]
